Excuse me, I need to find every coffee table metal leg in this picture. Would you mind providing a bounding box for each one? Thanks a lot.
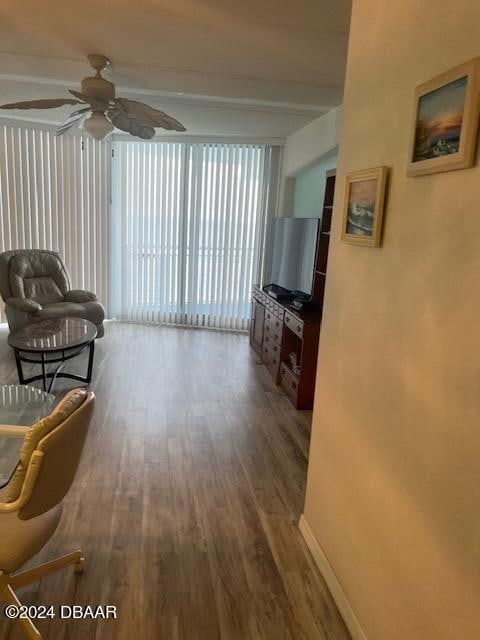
[86,340,95,383]
[10,338,95,391]
[47,361,65,393]
[14,349,25,385]
[41,352,47,392]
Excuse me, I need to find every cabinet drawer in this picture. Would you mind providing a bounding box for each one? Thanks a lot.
[265,313,283,341]
[264,321,282,346]
[265,310,282,328]
[284,312,303,338]
[262,341,280,380]
[280,363,299,403]
[252,287,266,305]
[263,334,281,356]
[273,302,283,319]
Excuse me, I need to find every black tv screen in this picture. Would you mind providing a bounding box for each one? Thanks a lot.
[269,217,318,296]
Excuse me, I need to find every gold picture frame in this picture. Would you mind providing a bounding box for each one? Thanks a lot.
[341,166,388,247]
[407,58,480,177]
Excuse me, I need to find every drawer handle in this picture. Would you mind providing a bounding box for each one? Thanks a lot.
[265,336,269,343]
[273,345,277,352]
[285,316,290,323]
[274,334,278,341]
[292,382,297,390]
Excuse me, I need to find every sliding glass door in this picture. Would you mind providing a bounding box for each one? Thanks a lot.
[111,141,279,330]
[0,123,280,330]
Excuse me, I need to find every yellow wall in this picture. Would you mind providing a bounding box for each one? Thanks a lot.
[303,2,480,639]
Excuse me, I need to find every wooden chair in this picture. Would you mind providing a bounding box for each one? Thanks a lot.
[0,388,95,639]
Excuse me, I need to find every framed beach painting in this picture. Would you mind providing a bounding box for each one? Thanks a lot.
[407,58,480,176]
[341,166,388,247]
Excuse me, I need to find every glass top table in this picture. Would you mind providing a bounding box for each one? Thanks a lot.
[0,384,56,489]
[8,317,97,352]
[8,317,97,393]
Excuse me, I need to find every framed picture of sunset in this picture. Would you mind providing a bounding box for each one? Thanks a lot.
[407,58,480,176]
[341,166,388,247]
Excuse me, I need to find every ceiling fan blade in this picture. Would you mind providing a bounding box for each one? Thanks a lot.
[109,111,155,139]
[55,118,86,137]
[59,107,91,127]
[108,111,133,134]
[114,98,186,132]
[68,89,109,113]
[137,125,156,140]
[0,98,82,110]
[55,107,91,136]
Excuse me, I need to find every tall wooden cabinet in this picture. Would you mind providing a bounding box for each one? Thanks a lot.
[311,169,335,307]
[249,170,335,410]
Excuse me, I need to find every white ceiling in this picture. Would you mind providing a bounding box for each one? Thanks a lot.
[0,0,351,138]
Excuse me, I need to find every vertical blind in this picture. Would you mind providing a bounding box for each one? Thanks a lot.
[0,122,281,331]
[112,141,279,330]
[0,124,111,320]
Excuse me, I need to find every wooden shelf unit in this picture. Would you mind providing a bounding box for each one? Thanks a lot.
[249,170,336,410]
[311,169,336,308]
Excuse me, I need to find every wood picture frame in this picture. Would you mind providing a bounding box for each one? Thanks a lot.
[407,58,480,177]
[341,166,388,247]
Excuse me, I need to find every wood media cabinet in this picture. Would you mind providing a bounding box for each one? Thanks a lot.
[250,286,322,409]
[249,169,336,410]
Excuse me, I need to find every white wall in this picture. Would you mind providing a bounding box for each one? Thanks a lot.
[283,106,342,177]
[280,107,341,217]
[292,153,338,218]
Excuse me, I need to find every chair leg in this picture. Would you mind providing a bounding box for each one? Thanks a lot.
[0,581,41,639]
[0,551,84,639]
[10,550,85,590]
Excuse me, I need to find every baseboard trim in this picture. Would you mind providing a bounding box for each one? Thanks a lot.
[299,514,368,640]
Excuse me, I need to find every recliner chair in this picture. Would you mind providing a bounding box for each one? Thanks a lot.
[0,250,104,337]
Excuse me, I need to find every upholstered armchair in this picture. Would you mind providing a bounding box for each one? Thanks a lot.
[0,388,94,640]
[0,250,104,337]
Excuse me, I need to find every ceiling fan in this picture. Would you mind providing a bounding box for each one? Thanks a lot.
[0,54,186,140]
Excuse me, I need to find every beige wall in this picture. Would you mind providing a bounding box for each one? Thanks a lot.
[303,2,480,640]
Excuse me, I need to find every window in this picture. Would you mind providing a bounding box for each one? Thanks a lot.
[0,124,111,321]
[0,123,281,330]
[111,141,280,330]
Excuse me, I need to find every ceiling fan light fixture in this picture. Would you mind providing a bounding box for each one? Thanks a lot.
[0,55,186,139]
[84,111,114,140]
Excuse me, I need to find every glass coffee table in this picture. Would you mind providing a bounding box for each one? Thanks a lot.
[8,317,97,393]
[0,384,56,488]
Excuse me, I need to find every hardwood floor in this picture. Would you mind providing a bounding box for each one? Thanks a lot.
[0,321,351,640]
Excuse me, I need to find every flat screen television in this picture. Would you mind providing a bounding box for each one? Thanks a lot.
[268,217,319,297]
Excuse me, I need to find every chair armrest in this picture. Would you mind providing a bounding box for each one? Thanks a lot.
[5,297,42,313]
[64,289,98,303]
[0,424,28,437]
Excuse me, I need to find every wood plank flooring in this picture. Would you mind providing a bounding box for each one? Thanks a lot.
[0,321,351,640]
